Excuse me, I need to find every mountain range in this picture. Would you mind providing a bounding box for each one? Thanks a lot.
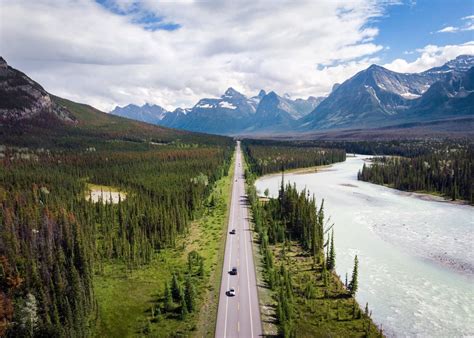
[111,88,323,134]
[111,55,474,135]
[1,54,472,139]
[300,55,474,130]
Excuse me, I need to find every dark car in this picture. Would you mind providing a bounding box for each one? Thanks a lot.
[230,267,237,275]
[227,288,236,297]
[230,229,236,235]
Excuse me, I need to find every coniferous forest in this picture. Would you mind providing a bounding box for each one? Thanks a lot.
[0,143,232,336]
[243,140,346,175]
[243,144,381,337]
[358,143,473,203]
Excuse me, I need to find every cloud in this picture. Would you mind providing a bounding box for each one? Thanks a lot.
[436,14,474,33]
[437,26,458,33]
[0,0,398,111]
[383,41,474,73]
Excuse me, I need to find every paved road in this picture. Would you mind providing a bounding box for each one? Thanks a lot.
[215,141,262,338]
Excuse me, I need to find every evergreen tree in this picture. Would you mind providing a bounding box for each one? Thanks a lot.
[349,255,359,296]
[184,277,196,313]
[171,274,181,302]
[164,282,173,312]
[198,259,205,277]
[327,230,336,271]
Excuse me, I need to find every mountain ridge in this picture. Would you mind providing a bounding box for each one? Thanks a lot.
[300,54,474,131]
[2,54,472,137]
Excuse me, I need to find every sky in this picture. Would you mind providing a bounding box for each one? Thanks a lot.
[0,0,473,111]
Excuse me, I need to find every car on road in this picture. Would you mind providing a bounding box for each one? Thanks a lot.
[227,288,236,297]
[230,229,236,234]
[230,267,237,275]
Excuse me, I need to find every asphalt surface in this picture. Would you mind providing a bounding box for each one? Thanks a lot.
[215,141,262,338]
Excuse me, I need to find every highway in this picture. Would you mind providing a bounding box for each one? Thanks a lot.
[215,141,262,338]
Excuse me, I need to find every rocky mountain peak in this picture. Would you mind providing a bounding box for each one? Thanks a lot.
[224,87,241,97]
[424,54,474,74]
[0,56,74,123]
[0,57,7,69]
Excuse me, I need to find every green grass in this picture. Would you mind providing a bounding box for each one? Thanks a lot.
[268,242,382,337]
[195,153,235,337]
[93,154,235,337]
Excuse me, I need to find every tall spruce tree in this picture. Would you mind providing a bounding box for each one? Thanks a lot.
[327,229,336,271]
[349,255,359,296]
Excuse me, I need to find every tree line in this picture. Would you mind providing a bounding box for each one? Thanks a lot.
[242,140,346,176]
[358,144,473,203]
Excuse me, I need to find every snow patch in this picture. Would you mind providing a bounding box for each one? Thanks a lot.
[196,103,214,109]
[219,101,237,109]
[400,92,421,99]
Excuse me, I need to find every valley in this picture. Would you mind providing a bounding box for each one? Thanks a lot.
[1,5,473,336]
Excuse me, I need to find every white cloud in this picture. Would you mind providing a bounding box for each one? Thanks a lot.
[383,41,474,73]
[437,26,459,33]
[436,14,474,34]
[0,0,397,111]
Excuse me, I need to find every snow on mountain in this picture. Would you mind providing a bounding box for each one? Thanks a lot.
[300,55,474,130]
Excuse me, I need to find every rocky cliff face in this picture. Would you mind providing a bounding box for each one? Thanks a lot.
[0,57,74,123]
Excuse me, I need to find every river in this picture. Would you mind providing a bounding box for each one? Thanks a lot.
[255,155,474,337]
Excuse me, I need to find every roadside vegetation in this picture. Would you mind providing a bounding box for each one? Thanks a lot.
[94,155,234,336]
[243,143,382,337]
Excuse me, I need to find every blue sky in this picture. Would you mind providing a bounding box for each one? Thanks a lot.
[1,0,473,110]
[375,0,473,62]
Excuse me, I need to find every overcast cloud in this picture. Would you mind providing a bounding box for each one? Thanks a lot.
[0,0,473,111]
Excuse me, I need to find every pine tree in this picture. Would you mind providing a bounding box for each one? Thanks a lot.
[184,277,196,313]
[179,288,188,320]
[198,259,205,277]
[164,282,173,312]
[171,274,181,302]
[349,255,359,296]
[327,229,336,270]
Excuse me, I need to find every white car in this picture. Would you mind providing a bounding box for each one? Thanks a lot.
[227,288,236,297]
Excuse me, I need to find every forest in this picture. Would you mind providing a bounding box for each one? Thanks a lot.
[242,140,346,175]
[0,142,233,336]
[242,138,469,157]
[243,144,382,337]
[358,143,473,203]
